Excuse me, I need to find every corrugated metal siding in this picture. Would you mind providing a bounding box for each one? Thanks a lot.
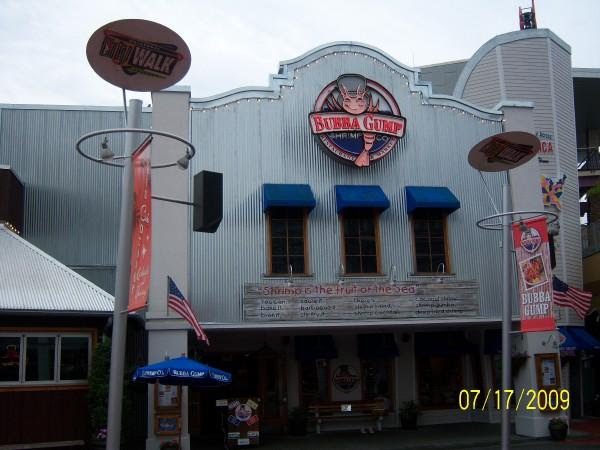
[550,41,583,292]
[189,48,504,323]
[0,106,150,281]
[462,50,501,109]
[71,266,116,294]
[502,39,557,178]
[459,34,584,324]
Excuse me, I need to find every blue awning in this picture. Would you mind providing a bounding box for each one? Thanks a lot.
[559,326,600,352]
[263,184,316,212]
[295,335,338,361]
[405,186,460,214]
[335,185,390,213]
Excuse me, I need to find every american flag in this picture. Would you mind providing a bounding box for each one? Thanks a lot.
[552,276,592,320]
[168,276,210,345]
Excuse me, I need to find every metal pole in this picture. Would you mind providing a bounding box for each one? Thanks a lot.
[106,99,143,449]
[501,182,512,450]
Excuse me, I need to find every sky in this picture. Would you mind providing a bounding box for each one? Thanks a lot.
[1,0,599,107]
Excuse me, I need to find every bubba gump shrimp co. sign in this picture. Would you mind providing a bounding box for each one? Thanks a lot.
[308,74,406,167]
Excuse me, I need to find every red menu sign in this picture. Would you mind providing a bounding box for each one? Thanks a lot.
[512,216,555,332]
[128,136,153,312]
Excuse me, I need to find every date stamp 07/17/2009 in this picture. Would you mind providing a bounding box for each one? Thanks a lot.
[458,389,570,411]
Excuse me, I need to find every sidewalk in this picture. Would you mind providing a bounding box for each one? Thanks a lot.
[192,419,600,450]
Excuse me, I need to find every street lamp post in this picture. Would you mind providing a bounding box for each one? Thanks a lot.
[106,99,142,449]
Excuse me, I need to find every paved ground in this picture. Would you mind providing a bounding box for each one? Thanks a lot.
[46,418,599,449]
[192,418,600,450]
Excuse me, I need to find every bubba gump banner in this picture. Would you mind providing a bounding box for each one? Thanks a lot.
[128,136,153,312]
[512,216,556,332]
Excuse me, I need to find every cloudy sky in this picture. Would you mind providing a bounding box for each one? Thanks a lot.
[1,0,598,106]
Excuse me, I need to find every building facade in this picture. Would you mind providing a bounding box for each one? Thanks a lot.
[0,27,594,449]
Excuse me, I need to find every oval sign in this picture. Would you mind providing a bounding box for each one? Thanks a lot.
[86,19,191,92]
[467,131,540,172]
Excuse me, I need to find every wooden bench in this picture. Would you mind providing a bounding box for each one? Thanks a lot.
[308,400,386,434]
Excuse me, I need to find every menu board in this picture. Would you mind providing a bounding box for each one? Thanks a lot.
[243,281,479,321]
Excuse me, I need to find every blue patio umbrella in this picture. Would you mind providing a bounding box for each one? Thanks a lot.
[132,356,232,386]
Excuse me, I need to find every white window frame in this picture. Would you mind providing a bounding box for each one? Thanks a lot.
[0,332,92,386]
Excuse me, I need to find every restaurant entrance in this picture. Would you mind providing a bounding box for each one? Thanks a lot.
[189,347,287,438]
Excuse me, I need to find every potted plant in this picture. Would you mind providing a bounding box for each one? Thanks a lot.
[399,401,420,429]
[288,406,308,436]
[87,339,133,449]
[88,339,111,449]
[160,440,180,450]
[548,417,568,440]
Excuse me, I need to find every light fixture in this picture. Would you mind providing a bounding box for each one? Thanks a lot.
[100,136,115,161]
[176,154,190,170]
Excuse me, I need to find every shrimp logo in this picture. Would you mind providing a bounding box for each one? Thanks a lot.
[520,227,541,253]
[309,74,406,167]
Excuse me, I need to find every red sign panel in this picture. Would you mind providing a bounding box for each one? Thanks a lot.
[512,216,555,332]
[128,137,153,312]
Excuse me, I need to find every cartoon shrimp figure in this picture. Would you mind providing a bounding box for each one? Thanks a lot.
[335,75,379,167]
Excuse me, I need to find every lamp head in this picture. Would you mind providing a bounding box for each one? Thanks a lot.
[100,136,115,161]
[176,154,190,170]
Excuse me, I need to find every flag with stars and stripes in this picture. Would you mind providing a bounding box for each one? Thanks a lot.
[553,276,592,320]
[168,276,209,345]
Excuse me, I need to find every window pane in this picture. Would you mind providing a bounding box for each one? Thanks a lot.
[60,337,89,381]
[289,256,305,274]
[287,219,304,237]
[345,238,360,255]
[271,220,286,237]
[413,220,427,235]
[346,256,361,274]
[25,337,55,382]
[362,256,378,273]
[288,238,304,255]
[0,337,20,382]
[343,218,360,237]
[361,238,376,255]
[430,220,444,235]
[415,237,429,254]
[416,256,431,273]
[430,238,445,255]
[359,218,375,236]
[271,257,288,274]
[271,238,286,256]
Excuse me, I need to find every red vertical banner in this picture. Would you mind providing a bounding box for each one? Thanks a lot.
[128,136,153,312]
[512,216,556,332]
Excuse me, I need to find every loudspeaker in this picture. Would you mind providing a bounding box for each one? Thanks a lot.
[193,171,223,233]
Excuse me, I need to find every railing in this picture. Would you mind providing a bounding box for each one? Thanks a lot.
[582,220,600,257]
[578,148,600,171]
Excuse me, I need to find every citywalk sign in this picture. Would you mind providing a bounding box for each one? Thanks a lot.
[86,19,191,92]
[309,74,406,167]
